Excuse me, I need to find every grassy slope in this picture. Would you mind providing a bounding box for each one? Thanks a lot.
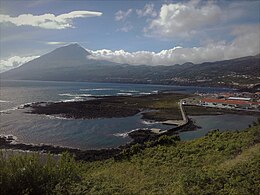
[76,125,260,195]
[1,125,259,194]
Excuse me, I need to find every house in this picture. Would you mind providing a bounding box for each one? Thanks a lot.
[200,98,260,110]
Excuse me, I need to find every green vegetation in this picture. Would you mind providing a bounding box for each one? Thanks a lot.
[31,93,191,121]
[1,125,259,194]
[185,105,260,117]
[137,93,190,121]
[0,153,82,194]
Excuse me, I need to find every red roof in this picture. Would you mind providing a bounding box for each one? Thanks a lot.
[201,98,260,105]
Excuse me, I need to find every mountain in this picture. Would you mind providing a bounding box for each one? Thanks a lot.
[1,44,259,88]
[0,44,120,81]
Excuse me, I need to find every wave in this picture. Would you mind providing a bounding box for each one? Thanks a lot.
[141,120,161,125]
[59,93,92,97]
[59,93,94,102]
[113,128,149,138]
[139,92,151,95]
[0,102,34,113]
[119,90,139,93]
[0,107,18,114]
[80,88,113,91]
[117,92,133,96]
[0,100,10,103]
[45,115,71,120]
[60,98,84,102]
[113,132,129,138]
[59,93,75,97]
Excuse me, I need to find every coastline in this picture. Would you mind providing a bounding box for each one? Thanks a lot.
[1,92,258,161]
[0,117,197,161]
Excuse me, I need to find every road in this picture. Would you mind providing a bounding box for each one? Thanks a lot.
[162,99,188,126]
[151,99,189,134]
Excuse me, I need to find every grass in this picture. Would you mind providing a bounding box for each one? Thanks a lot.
[184,105,260,117]
[1,124,259,194]
[0,152,82,194]
[136,93,189,121]
[31,92,191,121]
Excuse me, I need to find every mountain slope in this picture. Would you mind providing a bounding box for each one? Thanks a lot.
[1,44,259,87]
[1,44,120,81]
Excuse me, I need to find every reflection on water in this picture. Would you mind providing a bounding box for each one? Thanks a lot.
[180,114,257,140]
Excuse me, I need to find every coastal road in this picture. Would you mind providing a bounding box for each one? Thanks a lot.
[162,99,188,126]
[151,99,189,134]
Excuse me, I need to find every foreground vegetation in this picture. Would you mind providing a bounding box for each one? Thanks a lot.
[1,124,259,194]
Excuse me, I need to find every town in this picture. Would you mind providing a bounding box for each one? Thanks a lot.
[183,91,260,112]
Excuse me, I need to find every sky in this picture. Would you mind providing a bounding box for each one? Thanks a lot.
[0,0,259,72]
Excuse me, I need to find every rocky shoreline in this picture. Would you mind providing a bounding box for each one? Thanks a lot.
[26,93,191,121]
[0,93,200,161]
[0,118,198,161]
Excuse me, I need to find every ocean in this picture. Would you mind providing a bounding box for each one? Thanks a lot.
[0,80,256,149]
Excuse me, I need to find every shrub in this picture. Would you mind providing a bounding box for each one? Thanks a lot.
[0,152,82,195]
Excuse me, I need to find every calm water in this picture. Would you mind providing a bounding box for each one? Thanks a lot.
[180,114,257,140]
[0,80,256,149]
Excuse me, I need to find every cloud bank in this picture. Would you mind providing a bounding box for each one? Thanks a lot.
[144,1,241,38]
[0,56,40,73]
[0,10,102,29]
[1,23,259,73]
[88,24,260,65]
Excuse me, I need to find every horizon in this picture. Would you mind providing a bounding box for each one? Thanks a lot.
[0,0,260,72]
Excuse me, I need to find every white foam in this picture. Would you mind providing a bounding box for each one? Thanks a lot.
[79,94,92,97]
[45,115,71,120]
[59,94,93,101]
[0,102,35,113]
[120,90,139,93]
[141,120,161,125]
[0,107,18,113]
[139,92,151,95]
[0,100,10,103]
[60,98,83,102]
[113,132,129,138]
[59,93,92,97]
[80,88,113,91]
[113,128,149,138]
[59,93,75,97]
[117,93,132,96]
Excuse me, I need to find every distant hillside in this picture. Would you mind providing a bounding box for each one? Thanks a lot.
[1,44,259,88]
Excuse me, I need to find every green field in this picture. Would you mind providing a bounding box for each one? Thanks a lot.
[1,123,259,194]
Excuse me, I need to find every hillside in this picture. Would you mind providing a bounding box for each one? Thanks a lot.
[1,44,259,88]
[1,124,259,194]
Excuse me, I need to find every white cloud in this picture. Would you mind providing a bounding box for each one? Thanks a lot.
[46,42,68,45]
[0,10,102,29]
[0,56,40,73]
[136,3,157,17]
[117,22,133,32]
[115,9,132,21]
[145,0,238,38]
[88,24,260,65]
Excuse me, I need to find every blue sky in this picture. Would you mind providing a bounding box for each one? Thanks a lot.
[0,0,259,71]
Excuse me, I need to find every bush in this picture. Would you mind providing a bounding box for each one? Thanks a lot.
[0,152,82,195]
[157,135,180,146]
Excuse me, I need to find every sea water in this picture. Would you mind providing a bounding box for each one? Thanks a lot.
[0,80,256,149]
